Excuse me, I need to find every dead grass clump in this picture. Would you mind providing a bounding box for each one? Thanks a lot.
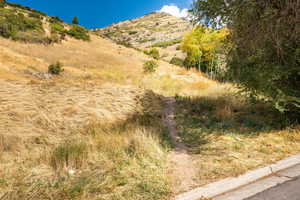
[50,140,88,171]
[0,134,19,153]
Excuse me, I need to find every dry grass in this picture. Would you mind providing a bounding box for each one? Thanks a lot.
[175,88,300,186]
[0,81,172,199]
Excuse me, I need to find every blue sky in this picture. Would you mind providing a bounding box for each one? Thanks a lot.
[9,0,192,29]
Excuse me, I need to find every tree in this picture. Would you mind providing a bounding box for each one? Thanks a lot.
[192,0,300,115]
[181,26,229,74]
[72,16,79,25]
[0,0,6,7]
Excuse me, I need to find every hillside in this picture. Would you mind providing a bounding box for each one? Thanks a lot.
[0,2,90,44]
[94,12,193,62]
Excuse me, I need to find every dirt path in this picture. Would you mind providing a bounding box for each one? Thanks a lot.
[163,97,199,194]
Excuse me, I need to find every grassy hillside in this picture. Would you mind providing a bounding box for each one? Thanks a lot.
[0,2,89,43]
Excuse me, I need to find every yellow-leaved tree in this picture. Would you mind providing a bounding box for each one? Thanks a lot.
[181,25,229,78]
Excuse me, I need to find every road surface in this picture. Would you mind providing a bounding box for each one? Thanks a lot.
[245,175,300,200]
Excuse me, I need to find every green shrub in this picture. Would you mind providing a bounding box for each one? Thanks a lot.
[170,57,184,66]
[144,48,160,59]
[0,9,44,41]
[129,30,138,35]
[48,16,63,24]
[48,62,64,75]
[66,25,90,41]
[144,60,158,73]
[0,0,5,8]
[50,22,66,34]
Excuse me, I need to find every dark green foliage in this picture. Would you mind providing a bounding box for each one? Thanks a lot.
[192,0,300,115]
[144,48,160,60]
[143,60,159,73]
[0,0,5,8]
[48,62,64,75]
[66,25,90,41]
[72,16,79,25]
[170,57,184,67]
[129,31,137,35]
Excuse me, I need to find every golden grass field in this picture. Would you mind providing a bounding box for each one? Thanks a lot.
[0,33,299,199]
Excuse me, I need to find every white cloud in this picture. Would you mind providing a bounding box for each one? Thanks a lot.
[159,5,189,18]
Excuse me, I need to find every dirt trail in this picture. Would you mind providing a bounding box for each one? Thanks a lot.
[164,97,199,194]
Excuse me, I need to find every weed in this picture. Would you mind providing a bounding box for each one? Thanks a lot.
[143,60,158,73]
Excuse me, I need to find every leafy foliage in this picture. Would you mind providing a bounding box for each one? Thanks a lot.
[192,0,300,114]
[0,8,45,42]
[144,60,159,73]
[66,25,90,41]
[144,48,160,59]
[181,26,229,74]
[48,62,64,75]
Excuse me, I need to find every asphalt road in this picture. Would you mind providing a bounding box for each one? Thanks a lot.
[245,175,300,200]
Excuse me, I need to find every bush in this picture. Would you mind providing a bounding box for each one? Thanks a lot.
[144,60,158,73]
[0,0,5,8]
[144,48,160,60]
[48,62,64,75]
[170,57,184,66]
[66,25,90,41]
[129,31,137,35]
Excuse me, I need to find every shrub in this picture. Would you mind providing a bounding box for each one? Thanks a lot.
[48,62,64,75]
[0,9,44,41]
[0,0,5,8]
[129,31,137,35]
[144,60,158,73]
[144,48,160,60]
[66,25,90,41]
[116,40,133,48]
[49,16,63,24]
[170,57,184,66]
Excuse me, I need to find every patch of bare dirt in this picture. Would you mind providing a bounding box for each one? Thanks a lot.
[164,97,199,194]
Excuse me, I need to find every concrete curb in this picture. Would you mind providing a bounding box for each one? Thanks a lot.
[175,154,300,200]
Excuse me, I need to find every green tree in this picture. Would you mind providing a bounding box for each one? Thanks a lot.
[192,0,300,115]
[0,0,6,7]
[72,16,79,25]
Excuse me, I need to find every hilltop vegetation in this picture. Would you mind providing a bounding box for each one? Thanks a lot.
[0,2,89,43]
